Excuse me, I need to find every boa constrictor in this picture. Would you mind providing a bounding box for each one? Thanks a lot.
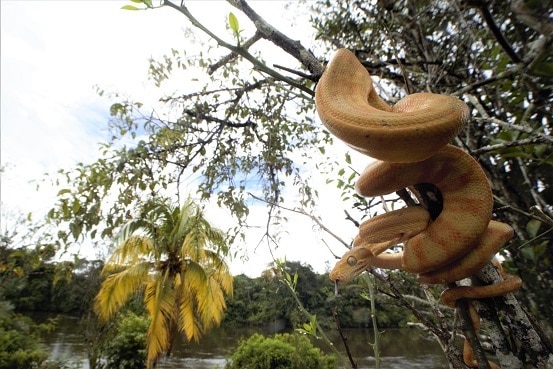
[315,49,521,368]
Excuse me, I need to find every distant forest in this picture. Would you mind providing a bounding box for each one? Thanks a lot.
[2,245,415,330]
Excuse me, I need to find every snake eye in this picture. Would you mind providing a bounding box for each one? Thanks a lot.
[347,256,357,266]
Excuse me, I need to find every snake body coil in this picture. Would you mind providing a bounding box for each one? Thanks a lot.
[316,49,521,368]
[315,48,470,163]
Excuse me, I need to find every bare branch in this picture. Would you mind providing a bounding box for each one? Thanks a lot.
[248,192,351,248]
[332,309,359,369]
[471,135,553,155]
[472,117,542,136]
[208,31,263,75]
[453,64,524,96]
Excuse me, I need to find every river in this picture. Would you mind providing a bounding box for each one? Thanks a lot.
[39,314,449,368]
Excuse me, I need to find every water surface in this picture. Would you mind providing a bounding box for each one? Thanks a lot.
[39,315,449,368]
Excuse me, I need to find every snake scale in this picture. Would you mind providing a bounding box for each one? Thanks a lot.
[315,49,522,368]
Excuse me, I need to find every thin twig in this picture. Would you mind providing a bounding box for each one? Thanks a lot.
[466,0,522,63]
[248,192,351,248]
[332,308,358,369]
[471,117,547,138]
[471,136,552,155]
[453,64,523,96]
[273,64,313,80]
[208,31,263,74]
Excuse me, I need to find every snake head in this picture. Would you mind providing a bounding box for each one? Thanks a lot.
[330,247,375,284]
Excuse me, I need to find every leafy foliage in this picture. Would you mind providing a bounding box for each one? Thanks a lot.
[0,303,60,369]
[47,48,327,248]
[225,333,337,369]
[104,311,149,369]
[94,198,233,366]
[223,261,409,330]
[0,240,104,315]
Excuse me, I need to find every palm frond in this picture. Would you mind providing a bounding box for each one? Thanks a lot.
[94,261,151,321]
[171,199,194,242]
[183,261,209,292]
[103,236,155,271]
[179,287,202,342]
[144,269,176,363]
[114,218,149,245]
[199,250,233,296]
[196,277,226,329]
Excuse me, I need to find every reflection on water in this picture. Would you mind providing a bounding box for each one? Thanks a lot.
[37,314,448,369]
[37,315,90,369]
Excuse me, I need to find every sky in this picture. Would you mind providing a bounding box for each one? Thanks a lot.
[1,0,368,277]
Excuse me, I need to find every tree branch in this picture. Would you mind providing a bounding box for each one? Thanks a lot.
[453,64,524,96]
[163,0,314,95]
[208,31,263,75]
[226,0,324,77]
[476,264,553,367]
[465,0,522,63]
[248,192,351,249]
[471,135,553,155]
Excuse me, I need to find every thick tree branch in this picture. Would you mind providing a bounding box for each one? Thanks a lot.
[226,0,324,77]
[476,264,553,367]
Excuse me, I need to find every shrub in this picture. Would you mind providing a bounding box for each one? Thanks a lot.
[0,303,50,369]
[226,333,336,369]
[103,311,148,369]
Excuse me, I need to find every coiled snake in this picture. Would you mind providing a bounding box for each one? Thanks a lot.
[315,49,521,368]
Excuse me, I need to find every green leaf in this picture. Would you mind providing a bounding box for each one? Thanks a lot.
[72,199,81,214]
[526,219,542,239]
[345,152,351,164]
[57,188,72,196]
[228,12,240,36]
[534,144,548,157]
[520,247,536,261]
[531,61,553,77]
[496,130,519,142]
[121,5,140,10]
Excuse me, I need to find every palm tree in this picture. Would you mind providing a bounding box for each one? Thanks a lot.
[94,198,233,368]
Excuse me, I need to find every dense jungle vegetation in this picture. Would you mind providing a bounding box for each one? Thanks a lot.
[1,244,411,330]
